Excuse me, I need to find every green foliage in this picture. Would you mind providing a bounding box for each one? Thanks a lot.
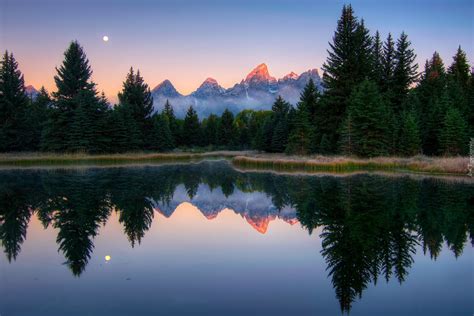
[202,114,219,146]
[150,113,174,151]
[347,79,392,157]
[117,67,154,147]
[182,106,201,147]
[440,107,468,155]
[392,32,418,113]
[42,41,108,153]
[217,109,235,147]
[321,4,374,152]
[22,87,50,150]
[270,96,291,152]
[0,51,29,151]
[399,109,421,156]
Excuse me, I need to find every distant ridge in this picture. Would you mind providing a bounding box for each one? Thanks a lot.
[151,63,323,118]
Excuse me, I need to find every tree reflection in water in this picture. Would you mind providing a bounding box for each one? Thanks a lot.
[0,161,472,312]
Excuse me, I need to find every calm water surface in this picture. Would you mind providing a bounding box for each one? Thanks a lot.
[0,161,473,316]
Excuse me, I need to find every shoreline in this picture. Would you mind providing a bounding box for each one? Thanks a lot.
[0,151,470,177]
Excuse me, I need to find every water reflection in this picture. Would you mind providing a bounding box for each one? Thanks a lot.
[0,161,472,313]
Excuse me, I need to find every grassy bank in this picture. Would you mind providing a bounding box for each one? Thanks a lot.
[232,154,470,176]
[0,151,249,167]
[0,151,470,176]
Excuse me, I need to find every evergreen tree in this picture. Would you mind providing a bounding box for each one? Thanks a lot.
[399,109,421,156]
[107,105,141,152]
[392,32,418,113]
[298,79,324,153]
[440,107,468,156]
[448,46,470,89]
[23,87,50,150]
[0,51,29,151]
[447,47,471,133]
[371,31,384,85]
[270,96,290,152]
[299,79,319,124]
[321,5,373,152]
[287,100,313,155]
[182,106,201,147]
[162,99,180,145]
[202,114,219,146]
[417,52,447,155]
[348,79,391,157]
[42,41,106,152]
[117,67,154,147]
[381,33,396,94]
[338,113,354,156]
[218,109,235,147]
[150,113,174,151]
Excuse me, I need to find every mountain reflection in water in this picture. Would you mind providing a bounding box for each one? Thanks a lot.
[0,160,472,314]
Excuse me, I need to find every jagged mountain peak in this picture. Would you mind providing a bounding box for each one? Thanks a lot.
[284,72,299,80]
[152,79,181,97]
[244,63,276,83]
[192,77,225,97]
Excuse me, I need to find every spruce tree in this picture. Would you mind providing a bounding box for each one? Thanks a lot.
[117,67,154,148]
[448,46,470,89]
[399,109,421,156]
[371,31,384,86]
[23,87,50,150]
[217,109,235,147]
[381,33,396,94]
[108,105,141,152]
[270,96,290,152]
[417,52,447,155]
[348,79,391,157]
[42,41,105,152]
[338,113,354,156]
[392,32,418,113]
[321,5,373,152]
[0,51,29,151]
[286,100,313,155]
[440,107,468,156]
[150,113,174,151]
[182,106,201,147]
[162,99,180,145]
[203,114,219,146]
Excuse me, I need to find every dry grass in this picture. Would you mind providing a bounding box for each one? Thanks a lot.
[0,151,470,176]
[0,151,252,167]
[232,154,471,176]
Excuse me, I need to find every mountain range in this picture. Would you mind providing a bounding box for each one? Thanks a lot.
[151,63,322,118]
[24,63,323,118]
[152,184,297,234]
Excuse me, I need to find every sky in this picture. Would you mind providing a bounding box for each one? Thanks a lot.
[1,0,473,102]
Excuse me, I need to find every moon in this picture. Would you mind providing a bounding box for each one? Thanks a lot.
[105,255,111,261]
[102,35,109,42]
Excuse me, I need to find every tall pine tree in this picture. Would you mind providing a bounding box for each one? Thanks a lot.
[320,5,373,152]
[42,41,107,152]
[182,106,201,147]
[117,67,154,148]
[0,52,29,151]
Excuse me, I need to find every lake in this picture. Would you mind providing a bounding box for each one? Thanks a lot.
[0,160,472,316]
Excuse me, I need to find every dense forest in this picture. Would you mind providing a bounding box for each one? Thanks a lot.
[0,5,472,157]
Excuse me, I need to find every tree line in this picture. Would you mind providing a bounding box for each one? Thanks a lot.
[0,5,471,157]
